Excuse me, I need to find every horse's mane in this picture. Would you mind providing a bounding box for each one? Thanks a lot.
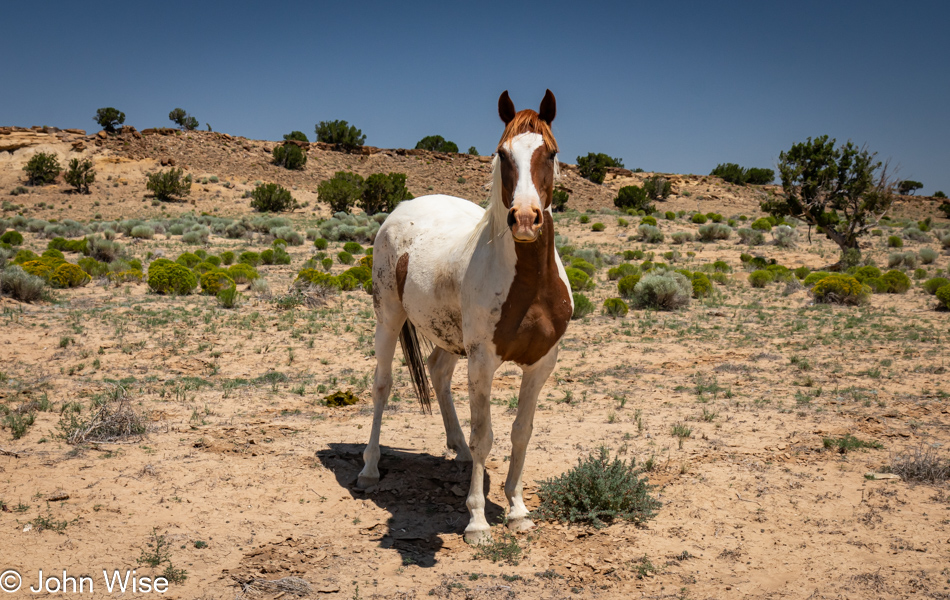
[466,116,560,253]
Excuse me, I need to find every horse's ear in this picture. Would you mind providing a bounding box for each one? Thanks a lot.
[498,91,516,124]
[539,89,556,124]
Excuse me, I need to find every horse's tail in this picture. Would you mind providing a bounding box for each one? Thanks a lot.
[399,319,432,414]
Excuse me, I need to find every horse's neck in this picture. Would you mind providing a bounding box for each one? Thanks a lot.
[491,217,559,294]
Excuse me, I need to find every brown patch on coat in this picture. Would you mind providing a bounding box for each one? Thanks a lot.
[498,148,518,209]
[395,252,409,303]
[491,218,572,365]
[530,145,555,210]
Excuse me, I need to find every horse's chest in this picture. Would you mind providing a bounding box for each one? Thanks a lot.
[491,283,572,365]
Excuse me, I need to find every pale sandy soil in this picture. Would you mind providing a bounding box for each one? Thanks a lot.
[1,133,949,600]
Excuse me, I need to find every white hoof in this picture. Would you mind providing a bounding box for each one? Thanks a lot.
[463,526,492,545]
[356,474,379,490]
[507,517,534,532]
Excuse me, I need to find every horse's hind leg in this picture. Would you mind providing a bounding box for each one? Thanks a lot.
[356,307,404,489]
[505,347,558,532]
[428,347,470,461]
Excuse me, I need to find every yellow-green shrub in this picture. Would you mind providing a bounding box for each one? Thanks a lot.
[147,262,198,295]
[811,274,870,305]
[200,271,235,295]
[49,263,90,288]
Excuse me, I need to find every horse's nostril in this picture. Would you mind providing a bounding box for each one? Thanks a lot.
[507,210,517,228]
[533,211,542,225]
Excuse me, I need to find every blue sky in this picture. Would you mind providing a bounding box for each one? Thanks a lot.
[3,1,948,194]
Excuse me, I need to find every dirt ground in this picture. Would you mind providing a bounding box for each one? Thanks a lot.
[1,132,949,600]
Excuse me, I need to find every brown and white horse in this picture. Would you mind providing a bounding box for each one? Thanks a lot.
[357,90,573,544]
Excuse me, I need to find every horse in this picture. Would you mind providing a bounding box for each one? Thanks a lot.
[357,89,573,544]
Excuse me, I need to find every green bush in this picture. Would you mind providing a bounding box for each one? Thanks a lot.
[337,251,354,265]
[272,144,307,170]
[146,168,192,202]
[415,135,458,153]
[238,251,262,267]
[919,247,938,264]
[227,263,260,284]
[571,293,594,319]
[640,216,657,226]
[642,175,671,200]
[360,172,412,215]
[750,217,773,231]
[748,270,773,288]
[94,107,125,133]
[936,285,950,310]
[880,269,911,293]
[577,152,624,184]
[283,131,309,142]
[591,222,605,232]
[607,263,639,281]
[176,252,201,268]
[147,263,197,295]
[200,271,235,295]
[691,213,707,224]
[78,257,109,277]
[602,297,629,318]
[565,267,592,291]
[315,120,365,149]
[220,251,235,265]
[712,260,731,273]
[314,238,328,251]
[0,265,46,302]
[552,188,569,212]
[614,186,653,212]
[923,277,950,295]
[216,286,243,308]
[802,271,831,287]
[295,269,343,292]
[664,211,675,220]
[318,171,364,213]
[23,152,61,186]
[64,158,95,194]
[250,183,299,212]
[570,258,596,276]
[691,272,712,298]
[851,265,882,283]
[631,271,692,310]
[811,274,870,305]
[534,447,660,529]
[0,231,23,246]
[710,163,774,185]
[697,223,731,241]
[886,235,903,248]
[342,241,363,255]
[47,263,90,288]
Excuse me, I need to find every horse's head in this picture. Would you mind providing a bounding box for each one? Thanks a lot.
[496,90,558,243]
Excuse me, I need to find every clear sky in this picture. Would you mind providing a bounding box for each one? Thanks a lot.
[3,1,948,194]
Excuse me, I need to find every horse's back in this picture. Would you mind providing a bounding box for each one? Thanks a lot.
[373,195,484,355]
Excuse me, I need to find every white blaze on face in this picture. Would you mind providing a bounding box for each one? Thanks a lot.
[504,132,546,241]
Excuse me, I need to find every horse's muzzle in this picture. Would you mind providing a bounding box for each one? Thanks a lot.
[508,206,543,242]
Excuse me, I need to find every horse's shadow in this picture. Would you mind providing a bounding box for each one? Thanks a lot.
[316,443,503,567]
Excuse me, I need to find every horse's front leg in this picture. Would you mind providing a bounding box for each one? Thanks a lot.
[463,349,500,544]
[505,347,558,532]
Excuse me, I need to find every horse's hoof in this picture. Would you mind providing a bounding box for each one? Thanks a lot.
[463,527,492,545]
[355,474,379,490]
[507,517,534,532]
[454,450,473,463]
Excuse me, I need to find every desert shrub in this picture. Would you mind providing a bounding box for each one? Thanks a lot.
[851,265,882,283]
[272,144,307,170]
[919,247,938,264]
[766,264,794,282]
[342,241,363,255]
[294,269,343,291]
[570,258,596,277]
[579,215,590,224]
[318,171,364,213]
[415,135,458,153]
[168,224,186,236]
[571,293,594,319]
[360,172,412,215]
[913,268,928,280]
[709,163,746,185]
[43,248,65,261]
[631,270,691,310]
[336,251,354,266]
[311,237,328,251]
[902,227,930,243]
[614,185,653,212]
[534,447,660,528]
[0,265,47,302]
[200,271,235,295]
[591,222,605,232]
[250,183,299,212]
[147,263,197,295]
[886,252,904,268]
[697,223,731,241]
[602,297,629,318]
[283,131,309,142]
[748,270,773,288]
[565,267,592,291]
[737,228,765,245]
[889,444,950,482]
[923,277,950,295]
[321,257,333,271]
[691,213,707,224]
[94,107,125,133]
[216,286,243,308]
[887,235,903,248]
[901,252,918,269]
[315,120,365,149]
[262,247,291,265]
[218,251,235,266]
[936,285,950,310]
[772,225,797,248]
[750,217,773,232]
[640,216,658,227]
[552,188,569,212]
[176,252,201,268]
[801,271,830,287]
[637,224,664,243]
[577,152,624,184]
[224,222,247,239]
[146,168,192,202]
[942,234,950,249]
[238,251,262,267]
[691,272,712,298]
[811,274,870,305]
[670,231,693,244]
[204,255,221,267]
[0,231,23,246]
[711,260,731,273]
[664,211,675,220]
[130,225,154,239]
[607,263,639,281]
[23,152,61,186]
[789,266,810,281]
[78,257,109,277]
[642,175,671,201]
[64,158,95,194]
[880,269,911,293]
[227,263,260,284]
[48,263,90,288]
[193,261,217,274]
